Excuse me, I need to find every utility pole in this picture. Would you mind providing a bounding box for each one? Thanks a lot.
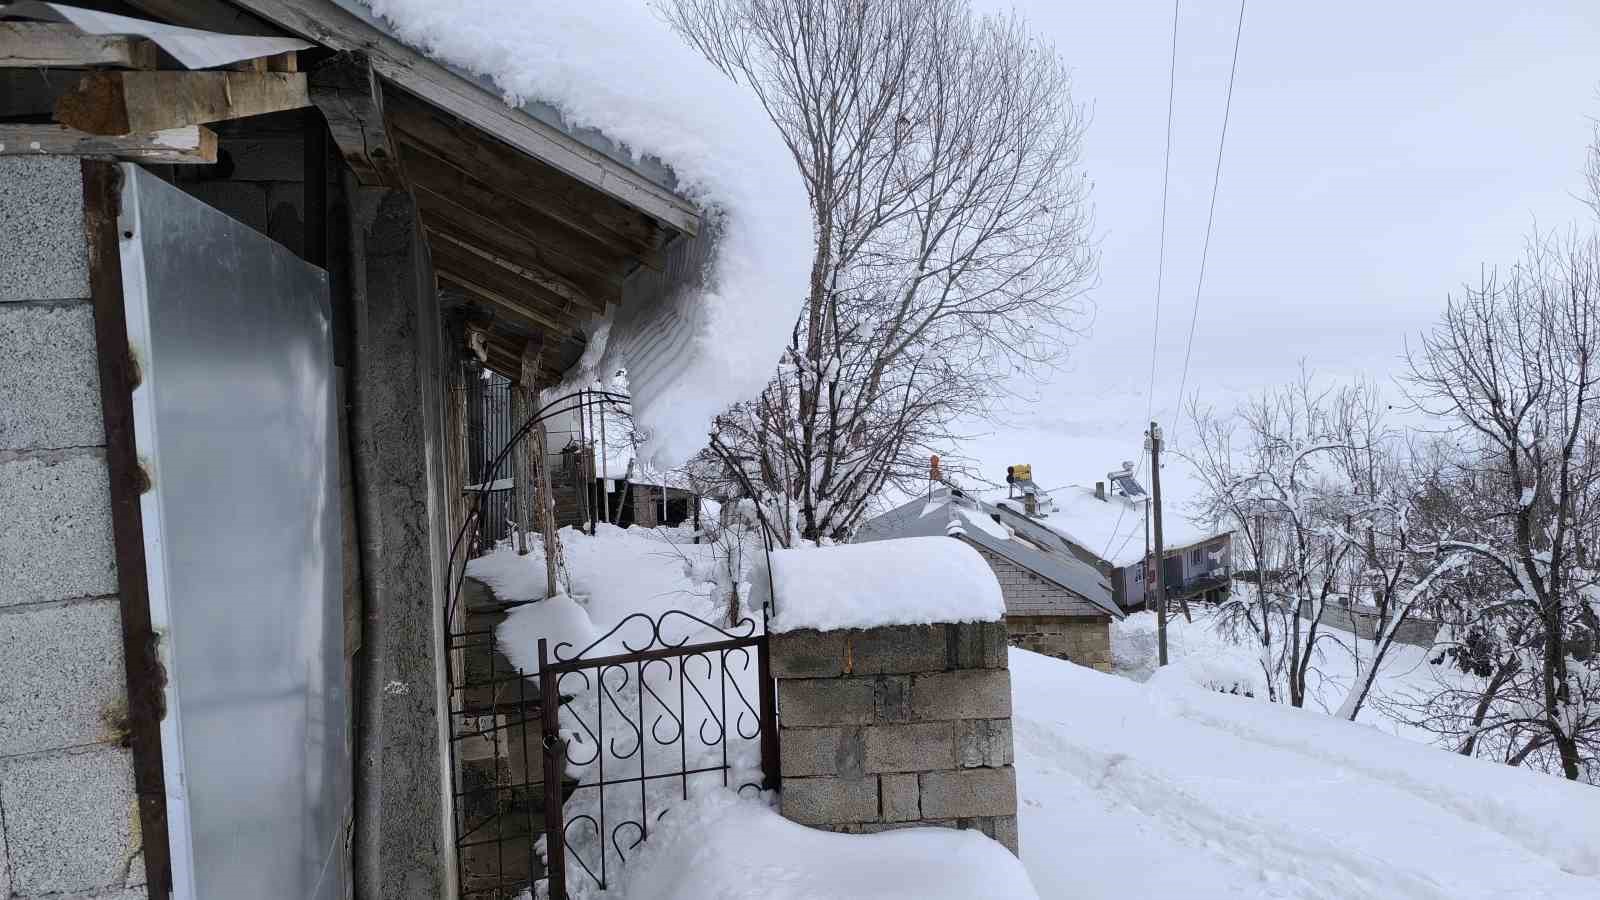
[1149,422,1168,667]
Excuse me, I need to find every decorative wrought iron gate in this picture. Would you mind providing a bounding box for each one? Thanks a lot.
[537,611,780,898]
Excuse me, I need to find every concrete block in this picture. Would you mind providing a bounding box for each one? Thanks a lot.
[858,820,924,834]
[0,302,103,451]
[778,677,876,726]
[0,157,88,303]
[0,744,137,895]
[950,621,1009,670]
[780,775,879,826]
[911,669,1012,721]
[0,596,126,756]
[873,675,910,723]
[864,722,955,774]
[879,773,920,822]
[918,766,1017,820]
[992,814,1019,855]
[770,629,845,678]
[847,625,946,674]
[0,449,117,608]
[957,718,1013,768]
[780,726,850,778]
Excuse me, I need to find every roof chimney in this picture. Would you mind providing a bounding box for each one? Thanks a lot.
[1095,481,1106,501]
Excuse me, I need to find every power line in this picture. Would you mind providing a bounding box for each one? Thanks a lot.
[1103,0,1181,564]
[1173,0,1247,414]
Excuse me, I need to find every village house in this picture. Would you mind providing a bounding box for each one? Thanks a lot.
[0,2,807,899]
[994,470,1234,612]
[855,485,1125,671]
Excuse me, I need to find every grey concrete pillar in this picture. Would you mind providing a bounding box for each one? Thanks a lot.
[346,185,453,900]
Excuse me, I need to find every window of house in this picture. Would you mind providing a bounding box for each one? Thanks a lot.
[1191,547,1205,566]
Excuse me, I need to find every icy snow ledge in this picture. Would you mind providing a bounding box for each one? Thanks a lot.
[758,537,1005,634]
[362,0,812,465]
[617,789,1039,900]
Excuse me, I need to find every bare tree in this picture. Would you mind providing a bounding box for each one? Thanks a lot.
[661,0,1096,543]
[1403,231,1600,781]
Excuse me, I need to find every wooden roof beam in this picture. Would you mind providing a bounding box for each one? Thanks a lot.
[384,87,663,256]
[55,71,310,136]
[399,142,638,288]
[309,52,402,187]
[411,185,619,317]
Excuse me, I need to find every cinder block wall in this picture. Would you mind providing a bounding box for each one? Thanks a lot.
[1005,615,1113,671]
[0,157,147,898]
[770,622,1019,854]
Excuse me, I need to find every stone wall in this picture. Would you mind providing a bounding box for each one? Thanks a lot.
[770,622,1019,854]
[1298,598,1441,648]
[0,157,147,898]
[1005,615,1112,671]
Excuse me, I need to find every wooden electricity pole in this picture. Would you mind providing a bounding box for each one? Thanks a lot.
[1149,422,1169,667]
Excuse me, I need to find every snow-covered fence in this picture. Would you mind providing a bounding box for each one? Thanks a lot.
[1297,597,1441,647]
[757,537,1019,853]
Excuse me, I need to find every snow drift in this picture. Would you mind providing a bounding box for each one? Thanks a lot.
[362,0,812,464]
[756,536,1005,633]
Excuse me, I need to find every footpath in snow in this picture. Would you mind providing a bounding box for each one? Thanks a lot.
[1013,648,1600,900]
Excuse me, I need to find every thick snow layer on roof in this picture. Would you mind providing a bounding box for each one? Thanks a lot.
[758,537,1004,633]
[1013,649,1600,898]
[364,0,811,465]
[998,485,1225,567]
[616,788,1039,899]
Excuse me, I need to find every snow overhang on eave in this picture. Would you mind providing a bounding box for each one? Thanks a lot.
[229,0,702,238]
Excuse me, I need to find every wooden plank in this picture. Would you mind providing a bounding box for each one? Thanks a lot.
[55,71,311,136]
[227,0,701,236]
[399,141,638,289]
[0,124,216,163]
[427,225,599,316]
[410,183,621,316]
[309,52,401,187]
[387,90,661,257]
[0,22,158,69]
[430,247,580,334]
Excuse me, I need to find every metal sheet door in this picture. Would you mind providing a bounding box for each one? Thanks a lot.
[117,165,348,900]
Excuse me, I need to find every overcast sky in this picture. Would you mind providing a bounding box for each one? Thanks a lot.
[955,1,1600,502]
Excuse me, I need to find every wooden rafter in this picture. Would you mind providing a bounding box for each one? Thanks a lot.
[383,86,663,257]
[431,249,580,332]
[399,142,636,290]
[426,227,595,316]
[55,71,310,136]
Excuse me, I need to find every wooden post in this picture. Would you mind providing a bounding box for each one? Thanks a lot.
[511,386,530,556]
[1150,422,1169,668]
[534,420,559,598]
[538,639,567,898]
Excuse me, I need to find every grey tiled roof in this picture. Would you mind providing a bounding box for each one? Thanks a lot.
[855,490,1122,619]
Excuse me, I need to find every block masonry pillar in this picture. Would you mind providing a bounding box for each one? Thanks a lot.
[0,157,150,898]
[769,621,1019,854]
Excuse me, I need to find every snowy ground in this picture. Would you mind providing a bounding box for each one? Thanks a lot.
[1013,649,1600,899]
[1110,604,1458,746]
[473,528,1600,899]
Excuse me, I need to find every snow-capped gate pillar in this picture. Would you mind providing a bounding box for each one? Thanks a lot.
[759,538,1020,854]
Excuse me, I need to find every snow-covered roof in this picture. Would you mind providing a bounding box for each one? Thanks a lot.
[855,489,1120,620]
[357,0,812,466]
[759,537,1005,634]
[995,486,1230,569]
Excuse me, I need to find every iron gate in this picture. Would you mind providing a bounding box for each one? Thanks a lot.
[538,611,780,898]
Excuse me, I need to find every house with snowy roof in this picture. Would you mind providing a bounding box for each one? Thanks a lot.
[855,486,1125,670]
[994,477,1234,612]
[0,2,808,898]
